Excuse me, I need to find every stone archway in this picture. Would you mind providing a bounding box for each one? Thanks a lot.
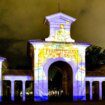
[48,61,73,101]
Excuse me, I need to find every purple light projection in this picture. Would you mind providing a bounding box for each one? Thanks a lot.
[0,57,6,102]
[0,12,104,103]
[4,75,32,101]
[30,13,90,101]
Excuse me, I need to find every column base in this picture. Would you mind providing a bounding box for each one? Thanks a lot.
[73,96,86,101]
[34,96,48,101]
[0,96,2,102]
[22,95,26,101]
[11,96,15,101]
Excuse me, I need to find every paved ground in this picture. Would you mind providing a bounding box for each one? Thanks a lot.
[0,101,105,105]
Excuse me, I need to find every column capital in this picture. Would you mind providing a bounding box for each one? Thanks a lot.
[22,80,26,83]
[89,81,93,84]
[99,81,102,84]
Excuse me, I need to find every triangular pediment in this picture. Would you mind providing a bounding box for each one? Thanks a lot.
[45,12,76,23]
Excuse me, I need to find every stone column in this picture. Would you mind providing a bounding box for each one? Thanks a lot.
[0,58,5,101]
[0,62,2,102]
[0,81,2,102]
[11,80,15,101]
[90,81,93,100]
[22,80,26,101]
[99,81,102,100]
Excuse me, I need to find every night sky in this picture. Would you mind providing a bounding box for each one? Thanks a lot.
[0,0,105,69]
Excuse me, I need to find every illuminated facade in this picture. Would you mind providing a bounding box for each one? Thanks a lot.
[30,13,90,101]
[0,12,104,102]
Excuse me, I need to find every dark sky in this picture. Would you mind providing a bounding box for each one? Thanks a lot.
[0,0,105,69]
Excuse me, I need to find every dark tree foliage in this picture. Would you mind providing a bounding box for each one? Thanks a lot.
[86,45,105,71]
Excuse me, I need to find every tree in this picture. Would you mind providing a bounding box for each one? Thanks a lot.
[86,45,105,71]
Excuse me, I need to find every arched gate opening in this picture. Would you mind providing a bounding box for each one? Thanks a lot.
[48,61,73,101]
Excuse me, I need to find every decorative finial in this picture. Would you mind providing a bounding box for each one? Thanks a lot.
[57,0,61,12]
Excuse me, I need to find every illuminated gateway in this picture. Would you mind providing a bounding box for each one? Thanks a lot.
[0,13,104,102]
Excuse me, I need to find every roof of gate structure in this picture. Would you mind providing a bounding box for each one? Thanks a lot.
[86,65,105,76]
[45,12,76,23]
[3,69,33,76]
